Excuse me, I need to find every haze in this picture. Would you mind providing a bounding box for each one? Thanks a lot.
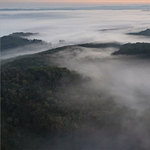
[1,0,150,4]
[1,2,150,149]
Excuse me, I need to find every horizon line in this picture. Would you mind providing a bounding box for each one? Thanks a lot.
[1,2,150,4]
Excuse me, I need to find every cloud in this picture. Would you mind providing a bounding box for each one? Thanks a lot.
[1,9,150,45]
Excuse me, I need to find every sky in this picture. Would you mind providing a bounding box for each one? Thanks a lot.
[1,0,150,4]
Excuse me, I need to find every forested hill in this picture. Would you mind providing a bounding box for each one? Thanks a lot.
[1,33,43,51]
[112,43,150,56]
[1,54,85,149]
[1,43,133,150]
[128,28,150,37]
[2,32,150,149]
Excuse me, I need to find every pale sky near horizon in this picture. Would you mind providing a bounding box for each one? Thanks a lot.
[1,0,150,4]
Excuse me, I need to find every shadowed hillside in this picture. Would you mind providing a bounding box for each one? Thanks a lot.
[112,42,150,56]
[1,33,43,51]
[2,41,150,150]
[128,28,150,37]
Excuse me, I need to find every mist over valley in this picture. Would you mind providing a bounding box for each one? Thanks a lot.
[1,4,150,150]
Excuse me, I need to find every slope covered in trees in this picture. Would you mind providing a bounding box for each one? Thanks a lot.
[1,34,150,150]
[1,45,140,150]
[1,53,128,149]
[1,33,43,51]
[112,42,150,56]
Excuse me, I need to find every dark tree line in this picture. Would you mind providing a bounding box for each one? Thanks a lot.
[112,42,150,56]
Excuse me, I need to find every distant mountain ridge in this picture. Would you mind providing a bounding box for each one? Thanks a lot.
[1,4,150,11]
[128,29,150,37]
[9,32,38,37]
[78,42,121,48]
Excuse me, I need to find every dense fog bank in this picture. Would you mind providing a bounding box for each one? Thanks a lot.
[1,9,150,46]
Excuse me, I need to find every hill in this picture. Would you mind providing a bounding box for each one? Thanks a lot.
[1,33,43,51]
[1,44,133,150]
[112,42,150,56]
[128,28,150,37]
[2,34,150,150]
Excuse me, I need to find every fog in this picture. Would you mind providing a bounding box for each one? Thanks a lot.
[1,43,53,60]
[42,44,150,150]
[1,8,150,59]
[1,9,150,46]
[1,4,150,150]
[50,46,150,110]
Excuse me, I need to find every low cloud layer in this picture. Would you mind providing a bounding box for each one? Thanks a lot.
[1,9,150,46]
[50,46,150,112]
[41,44,150,150]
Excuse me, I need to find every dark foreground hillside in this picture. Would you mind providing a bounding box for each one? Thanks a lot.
[1,52,125,149]
[1,45,150,150]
